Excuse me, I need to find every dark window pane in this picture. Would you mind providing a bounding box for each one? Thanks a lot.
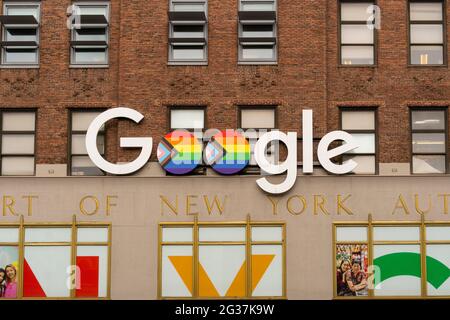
[242,24,274,37]
[74,28,107,41]
[173,25,204,38]
[6,28,37,42]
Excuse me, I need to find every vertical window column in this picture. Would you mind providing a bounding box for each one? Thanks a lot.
[70,2,110,66]
[0,2,40,66]
[238,0,277,64]
[411,109,447,174]
[168,0,208,64]
[340,1,375,65]
[409,1,445,65]
[0,110,36,176]
[70,110,105,176]
[239,107,276,174]
[341,109,377,174]
[169,107,206,174]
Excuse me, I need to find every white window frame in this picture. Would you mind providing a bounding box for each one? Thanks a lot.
[238,0,277,65]
[70,1,110,68]
[168,0,208,65]
[1,1,40,67]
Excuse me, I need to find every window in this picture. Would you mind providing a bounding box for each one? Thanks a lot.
[168,0,208,64]
[70,2,110,66]
[339,1,375,65]
[170,108,205,130]
[0,110,36,176]
[411,109,447,174]
[409,1,445,65]
[159,220,285,299]
[238,0,277,64]
[340,108,377,174]
[334,220,450,298]
[0,2,40,66]
[0,220,111,299]
[70,110,105,176]
[168,107,205,175]
[239,107,276,174]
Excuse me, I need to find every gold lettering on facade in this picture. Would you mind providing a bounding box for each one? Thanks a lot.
[79,196,100,216]
[22,195,38,216]
[203,195,226,215]
[414,194,432,215]
[392,194,410,215]
[160,195,178,215]
[186,195,199,216]
[337,194,353,215]
[313,195,329,215]
[106,195,118,216]
[3,196,17,216]
[266,196,279,215]
[287,196,307,215]
[438,194,450,215]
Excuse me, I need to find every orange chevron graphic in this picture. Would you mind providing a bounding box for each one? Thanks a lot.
[199,263,220,296]
[225,262,246,297]
[168,254,275,297]
[168,256,193,294]
[252,255,275,292]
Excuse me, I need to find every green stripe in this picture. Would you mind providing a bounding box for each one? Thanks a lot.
[373,252,450,289]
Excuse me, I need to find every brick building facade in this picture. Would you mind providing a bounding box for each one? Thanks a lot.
[0,0,448,171]
[0,0,449,300]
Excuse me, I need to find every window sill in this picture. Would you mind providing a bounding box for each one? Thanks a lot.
[238,61,278,66]
[69,64,109,69]
[407,64,447,68]
[0,65,39,69]
[168,61,208,66]
[337,64,377,68]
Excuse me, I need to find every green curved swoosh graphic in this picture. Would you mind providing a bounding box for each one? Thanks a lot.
[373,252,450,289]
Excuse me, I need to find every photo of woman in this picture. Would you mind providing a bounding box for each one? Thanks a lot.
[336,259,352,296]
[4,264,17,298]
[0,268,5,297]
[0,247,19,299]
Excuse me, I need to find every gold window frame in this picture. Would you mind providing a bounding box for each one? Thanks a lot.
[0,215,111,300]
[333,214,450,299]
[158,216,286,300]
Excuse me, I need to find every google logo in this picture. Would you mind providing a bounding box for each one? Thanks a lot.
[85,108,360,194]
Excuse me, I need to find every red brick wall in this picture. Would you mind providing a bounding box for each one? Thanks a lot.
[0,0,448,166]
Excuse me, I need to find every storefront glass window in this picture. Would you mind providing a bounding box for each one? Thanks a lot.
[0,221,110,299]
[159,220,285,299]
[334,221,450,298]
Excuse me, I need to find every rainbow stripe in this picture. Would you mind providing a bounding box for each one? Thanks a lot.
[205,130,250,175]
[157,131,202,175]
